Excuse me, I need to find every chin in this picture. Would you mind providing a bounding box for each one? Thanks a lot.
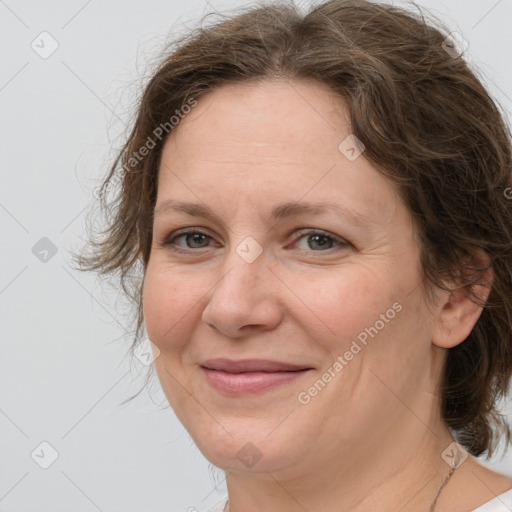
[186,420,300,474]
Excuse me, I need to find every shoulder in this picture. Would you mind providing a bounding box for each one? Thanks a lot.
[465,461,512,512]
[472,487,512,511]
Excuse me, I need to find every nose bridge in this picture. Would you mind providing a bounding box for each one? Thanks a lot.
[200,233,282,335]
[218,234,269,298]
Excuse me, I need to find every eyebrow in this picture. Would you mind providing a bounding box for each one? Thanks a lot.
[153,199,372,227]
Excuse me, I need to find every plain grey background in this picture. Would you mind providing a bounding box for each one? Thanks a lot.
[1,0,511,511]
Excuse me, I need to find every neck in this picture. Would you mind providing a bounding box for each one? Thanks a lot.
[223,416,457,512]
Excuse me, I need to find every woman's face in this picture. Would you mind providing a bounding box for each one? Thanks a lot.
[143,79,444,478]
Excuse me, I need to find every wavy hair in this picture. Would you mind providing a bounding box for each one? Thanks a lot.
[74,0,512,457]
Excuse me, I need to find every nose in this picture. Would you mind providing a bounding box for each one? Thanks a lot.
[201,245,284,338]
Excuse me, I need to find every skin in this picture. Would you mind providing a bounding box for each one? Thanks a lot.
[142,79,512,512]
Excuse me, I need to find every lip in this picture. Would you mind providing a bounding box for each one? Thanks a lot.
[201,358,312,373]
[200,358,314,395]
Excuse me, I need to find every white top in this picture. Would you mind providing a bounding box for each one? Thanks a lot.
[207,489,512,511]
[472,488,512,511]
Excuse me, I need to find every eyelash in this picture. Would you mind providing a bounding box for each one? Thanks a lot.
[160,227,350,254]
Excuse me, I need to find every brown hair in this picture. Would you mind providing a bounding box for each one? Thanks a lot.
[74,0,512,458]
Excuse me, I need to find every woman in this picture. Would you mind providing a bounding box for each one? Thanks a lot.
[76,0,512,510]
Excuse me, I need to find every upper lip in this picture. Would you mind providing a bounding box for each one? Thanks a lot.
[201,358,312,373]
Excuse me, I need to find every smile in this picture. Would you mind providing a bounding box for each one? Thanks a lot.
[200,358,314,395]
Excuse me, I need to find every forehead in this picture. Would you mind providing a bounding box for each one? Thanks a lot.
[168,78,351,159]
[156,79,403,226]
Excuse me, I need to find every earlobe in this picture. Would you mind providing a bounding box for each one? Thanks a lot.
[431,256,493,349]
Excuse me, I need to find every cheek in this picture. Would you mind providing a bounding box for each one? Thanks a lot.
[302,265,430,402]
[142,264,198,353]
[296,268,399,352]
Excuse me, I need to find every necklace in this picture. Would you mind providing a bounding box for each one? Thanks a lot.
[222,466,456,512]
[429,466,456,511]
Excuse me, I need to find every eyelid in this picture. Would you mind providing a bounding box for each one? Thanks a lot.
[293,228,349,247]
[160,227,216,250]
[160,226,351,253]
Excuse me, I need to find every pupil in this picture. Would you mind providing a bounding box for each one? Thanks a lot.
[189,233,206,247]
[311,234,330,250]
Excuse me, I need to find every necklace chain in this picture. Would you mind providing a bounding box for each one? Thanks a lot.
[222,466,456,512]
[429,466,456,512]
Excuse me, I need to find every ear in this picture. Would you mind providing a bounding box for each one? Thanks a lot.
[431,252,493,349]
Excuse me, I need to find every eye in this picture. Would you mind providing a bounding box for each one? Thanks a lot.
[160,227,350,254]
[161,228,214,252]
[292,229,349,252]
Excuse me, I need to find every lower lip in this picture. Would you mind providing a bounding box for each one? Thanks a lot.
[201,368,312,395]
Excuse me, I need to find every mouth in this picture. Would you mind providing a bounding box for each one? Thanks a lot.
[200,358,314,395]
